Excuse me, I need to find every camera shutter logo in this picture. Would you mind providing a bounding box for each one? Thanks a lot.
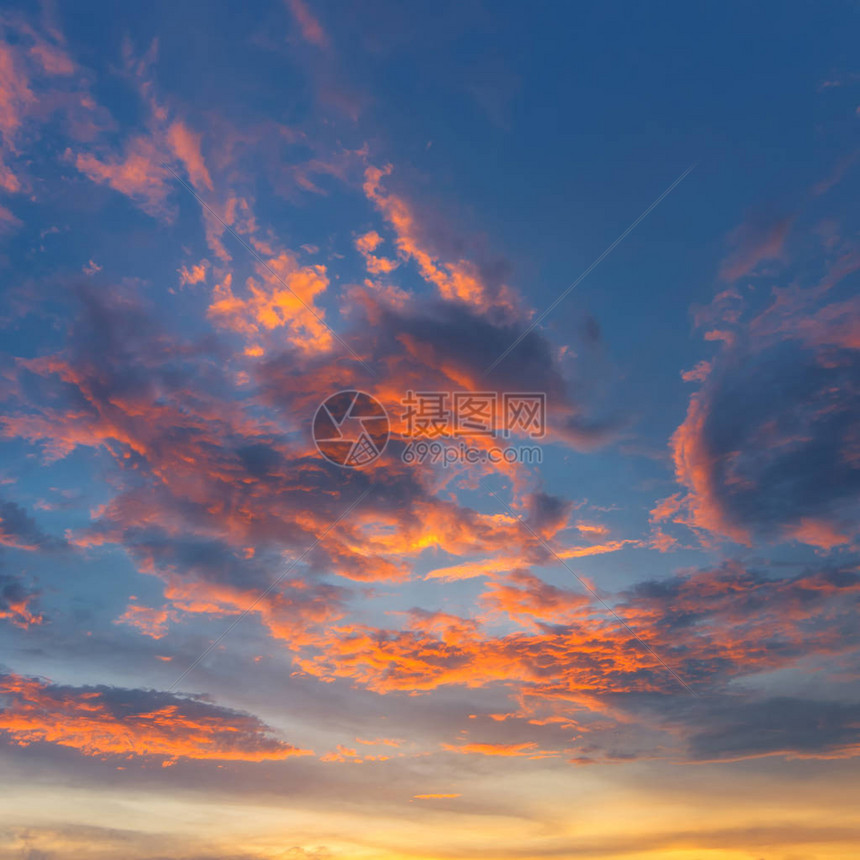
[313,390,389,468]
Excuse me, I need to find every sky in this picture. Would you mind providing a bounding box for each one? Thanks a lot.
[1,1,859,859]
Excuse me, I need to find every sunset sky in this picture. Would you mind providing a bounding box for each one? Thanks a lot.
[1,2,860,859]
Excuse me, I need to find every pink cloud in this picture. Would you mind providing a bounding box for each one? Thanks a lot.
[719,215,793,281]
[74,136,175,218]
[284,0,330,49]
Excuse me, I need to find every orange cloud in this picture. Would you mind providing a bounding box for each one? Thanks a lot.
[788,518,850,550]
[0,673,312,763]
[291,559,860,717]
[363,165,519,315]
[681,360,712,383]
[74,135,174,218]
[0,598,41,629]
[441,741,547,757]
[320,743,392,764]
[355,230,399,275]
[0,575,42,629]
[665,392,751,544]
[65,40,217,230]
[557,540,638,559]
[413,793,461,799]
[167,119,212,191]
[114,600,174,639]
[355,736,402,747]
[178,260,208,286]
[480,569,589,629]
[207,253,333,354]
[424,555,524,582]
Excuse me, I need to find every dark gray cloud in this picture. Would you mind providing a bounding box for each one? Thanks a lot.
[0,499,67,552]
[526,491,573,535]
[686,695,860,761]
[0,572,43,628]
[703,339,860,536]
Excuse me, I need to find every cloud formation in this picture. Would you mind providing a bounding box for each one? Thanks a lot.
[0,672,310,763]
[661,229,860,549]
[0,572,42,628]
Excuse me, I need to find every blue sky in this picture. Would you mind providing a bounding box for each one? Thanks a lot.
[1,2,860,859]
